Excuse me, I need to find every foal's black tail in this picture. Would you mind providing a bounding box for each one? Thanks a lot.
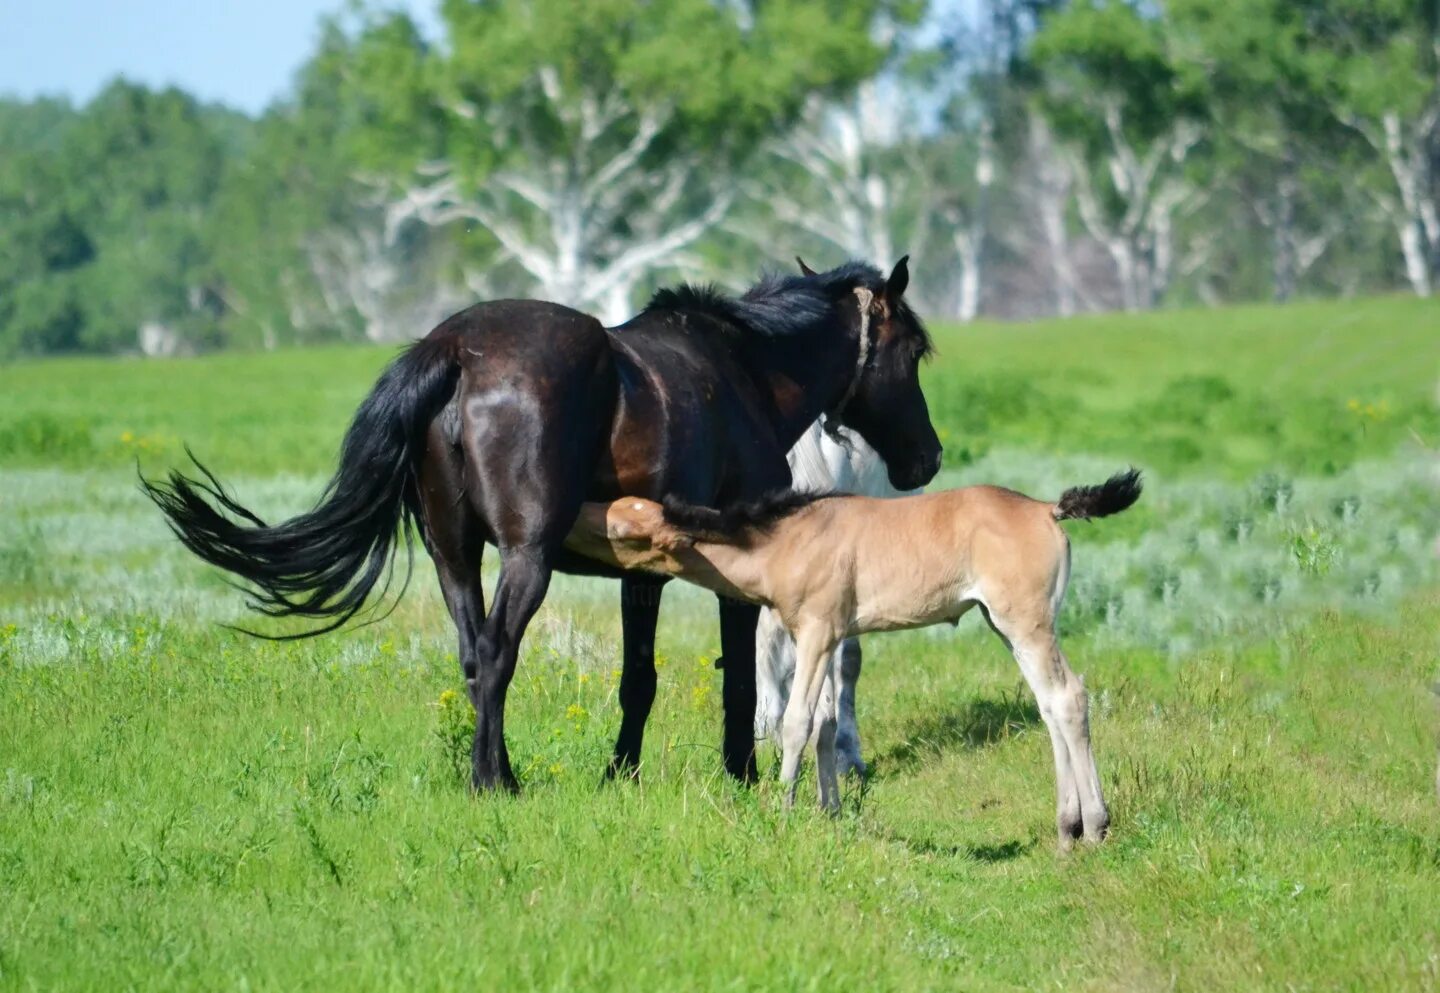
[1053,468,1143,522]
[141,337,461,638]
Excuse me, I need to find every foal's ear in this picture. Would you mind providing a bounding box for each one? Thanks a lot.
[795,256,818,277]
[886,255,910,301]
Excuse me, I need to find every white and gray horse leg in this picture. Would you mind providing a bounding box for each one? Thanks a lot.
[754,607,792,748]
[833,637,865,776]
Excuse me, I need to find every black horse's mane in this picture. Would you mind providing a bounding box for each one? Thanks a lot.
[645,261,931,356]
[660,488,837,545]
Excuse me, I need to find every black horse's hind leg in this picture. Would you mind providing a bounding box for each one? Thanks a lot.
[417,434,489,716]
[471,545,552,792]
[454,326,612,791]
[607,573,669,779]
[718,597,761,783]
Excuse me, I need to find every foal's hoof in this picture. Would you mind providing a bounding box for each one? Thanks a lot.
[1056,814,1085,853]
[1057,815,1108,852]
[1084,812,1111,846]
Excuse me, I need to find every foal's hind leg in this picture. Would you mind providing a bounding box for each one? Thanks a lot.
[987,607,1108,849]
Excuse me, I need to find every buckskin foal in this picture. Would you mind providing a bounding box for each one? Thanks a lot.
[566,470,1142,850]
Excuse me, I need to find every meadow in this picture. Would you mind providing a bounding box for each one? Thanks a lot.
[1,294,1438,990]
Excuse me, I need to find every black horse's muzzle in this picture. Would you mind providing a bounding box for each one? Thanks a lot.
[891,447,942,491]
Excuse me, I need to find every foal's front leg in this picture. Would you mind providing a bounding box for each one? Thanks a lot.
[779,628,841,812]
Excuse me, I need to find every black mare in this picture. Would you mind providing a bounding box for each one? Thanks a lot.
[144,259,941,791]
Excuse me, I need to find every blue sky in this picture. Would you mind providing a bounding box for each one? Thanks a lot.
[0,0,440,115]
[0,0,975,117]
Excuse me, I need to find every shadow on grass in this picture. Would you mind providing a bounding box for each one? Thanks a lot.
[867,823,1037,863]
[870,686,1042,779]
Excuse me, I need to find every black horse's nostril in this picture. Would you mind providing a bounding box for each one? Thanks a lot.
[912,449,942,487]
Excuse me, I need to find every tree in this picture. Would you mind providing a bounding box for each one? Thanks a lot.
[1164,0,1352,302]
[1309,0,1439,296]
[0,83,244,357]
[1032,0,1210,311]
[329,0,893,324]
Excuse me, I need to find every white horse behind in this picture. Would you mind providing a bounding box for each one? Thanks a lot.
[755,420,914,775]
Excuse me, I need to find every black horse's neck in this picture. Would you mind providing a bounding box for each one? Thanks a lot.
[643,265,880,450]
[734,316,862,447]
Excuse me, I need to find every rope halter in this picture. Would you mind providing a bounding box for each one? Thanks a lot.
[822,286,876,444]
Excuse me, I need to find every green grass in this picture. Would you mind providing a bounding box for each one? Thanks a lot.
[1,293,1435,478]
[2,296,1438,990]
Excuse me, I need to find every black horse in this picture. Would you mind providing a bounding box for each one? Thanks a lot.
[143,259,941,791]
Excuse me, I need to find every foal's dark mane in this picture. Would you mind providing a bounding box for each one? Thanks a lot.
[645,261,933,356]
[661,488,837,545]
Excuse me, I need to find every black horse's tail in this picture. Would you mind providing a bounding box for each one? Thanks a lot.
[1053,468,1143,522]
[141,337,461,638]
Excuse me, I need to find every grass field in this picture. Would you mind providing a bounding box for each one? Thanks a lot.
[1,294,1438,990]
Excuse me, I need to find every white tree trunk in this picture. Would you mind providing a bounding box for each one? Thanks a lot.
[600,277,637,326]
[1399,217,1433,296]
[1339,102,1439,297]
[1066,108,1201,312]
[1029,118,1080,317]
[373,75,734,319]
[953,229,981,321]
[760,80,909,267]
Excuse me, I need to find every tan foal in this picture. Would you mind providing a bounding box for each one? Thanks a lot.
[565,470,1141,849]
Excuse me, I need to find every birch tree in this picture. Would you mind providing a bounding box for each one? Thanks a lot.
[1032,0,1210,311]
[746,5,1000,322]
[1311,0,1439,296]
[332,0,891,324]
[1167,0,1363,302]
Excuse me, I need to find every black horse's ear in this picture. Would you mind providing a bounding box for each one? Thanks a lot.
[886,256,910,300]
[796,256,818,277]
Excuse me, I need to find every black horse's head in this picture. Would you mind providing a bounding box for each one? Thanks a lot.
[823,257,942,490]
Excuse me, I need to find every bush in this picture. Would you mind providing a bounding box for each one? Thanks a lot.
[0,413,95,461]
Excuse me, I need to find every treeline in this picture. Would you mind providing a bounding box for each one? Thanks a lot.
[1,0,1435,358]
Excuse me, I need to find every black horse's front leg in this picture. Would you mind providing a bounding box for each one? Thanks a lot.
[718,596,761,783]
[608,573,668,779]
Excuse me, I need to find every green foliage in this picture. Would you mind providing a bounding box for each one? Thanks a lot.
[329,0,893,183]
[1031,0,1208,148]
[0,84,246,357]
[0,413,96,462]
[0,2,1434,355]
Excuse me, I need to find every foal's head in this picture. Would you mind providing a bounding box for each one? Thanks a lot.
[818,257,942,490]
